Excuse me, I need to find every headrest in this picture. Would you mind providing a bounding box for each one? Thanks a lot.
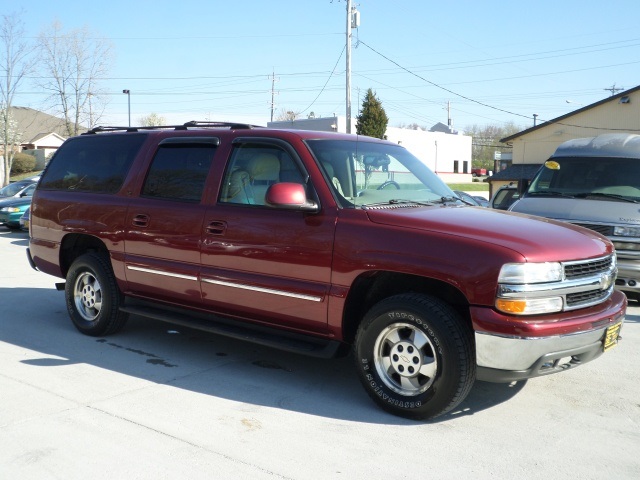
[248,153,280,181]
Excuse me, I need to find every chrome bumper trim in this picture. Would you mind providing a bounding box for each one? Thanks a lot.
[475,325,613,372]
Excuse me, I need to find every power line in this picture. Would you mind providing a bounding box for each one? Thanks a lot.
[356,38,640,132]
[356,39,533,121]
[297,45,346,116]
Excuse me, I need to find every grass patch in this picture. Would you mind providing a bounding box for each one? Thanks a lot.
[10,170,43,182]
[447,183,489,192]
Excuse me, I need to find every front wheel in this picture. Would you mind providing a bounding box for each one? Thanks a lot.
[354,293,475,420]
[65,252,128,336]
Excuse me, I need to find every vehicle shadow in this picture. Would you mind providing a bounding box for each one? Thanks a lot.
[1,286,534,425]
[0,227,29,246]
[623,301,640,323]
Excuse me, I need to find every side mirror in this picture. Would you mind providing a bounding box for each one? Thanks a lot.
[265,183,319,212]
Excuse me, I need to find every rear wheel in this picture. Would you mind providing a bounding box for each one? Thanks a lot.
[354,293,475,420]
[65,252,128,336]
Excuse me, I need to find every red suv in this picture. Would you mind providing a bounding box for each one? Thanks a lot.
[28,122,626,420]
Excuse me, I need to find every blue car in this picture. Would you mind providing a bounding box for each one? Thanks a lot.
[0,184,35,230]
[0,180,37,199]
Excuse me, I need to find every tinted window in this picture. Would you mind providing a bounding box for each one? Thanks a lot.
[141,144,216,202]
[39,134,145,193]
[529,157,640,200]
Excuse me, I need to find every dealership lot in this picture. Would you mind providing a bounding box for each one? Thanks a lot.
[1,227,638,479]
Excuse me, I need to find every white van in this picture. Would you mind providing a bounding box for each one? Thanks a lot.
[510,133,640,301]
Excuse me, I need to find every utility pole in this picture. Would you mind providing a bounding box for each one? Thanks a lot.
[447,101,452,127]
[604,83,624,96]
[345,1,360,134]
[346,0,352,134]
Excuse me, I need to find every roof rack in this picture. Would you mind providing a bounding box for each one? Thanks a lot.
[183,121,263,129]
[84,121,264,135]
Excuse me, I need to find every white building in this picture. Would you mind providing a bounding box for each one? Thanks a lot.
[267,116,473,182]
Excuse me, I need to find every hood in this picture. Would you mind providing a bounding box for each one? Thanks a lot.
[364,205,612,263]
[512,197,640,226]
[0,196,32,208]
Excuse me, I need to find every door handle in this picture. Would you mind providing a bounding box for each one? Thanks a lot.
[206,220,227,235]
[132,214,150,228]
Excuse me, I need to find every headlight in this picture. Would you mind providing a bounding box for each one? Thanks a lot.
[0,207,21,213]
[614,226,640,237]
[613,241,640,251]
[498,262,563,284]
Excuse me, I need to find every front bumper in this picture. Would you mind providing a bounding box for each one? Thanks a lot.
[614,254,640,295]
[474,290,626,382]
[0,211,23,227]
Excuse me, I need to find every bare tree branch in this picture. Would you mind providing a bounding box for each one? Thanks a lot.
[0,11,34,186]
[36,22,113,136]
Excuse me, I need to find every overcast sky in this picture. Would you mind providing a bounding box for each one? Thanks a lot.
[10,0,640,131]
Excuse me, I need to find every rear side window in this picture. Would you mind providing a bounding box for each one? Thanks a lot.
[141,144,216,202]
[39,134,146,193]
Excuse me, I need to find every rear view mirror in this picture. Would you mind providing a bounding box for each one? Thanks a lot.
[363,156,390,169]
[265,183,318,212]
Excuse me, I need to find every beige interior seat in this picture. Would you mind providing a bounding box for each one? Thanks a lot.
[248,153,280,204]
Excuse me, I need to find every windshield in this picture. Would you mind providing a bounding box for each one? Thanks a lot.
[528,156,640,202]
[305,138,456,207]
[0,182,29,197]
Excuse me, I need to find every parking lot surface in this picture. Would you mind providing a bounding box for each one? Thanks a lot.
[1,227,639,479]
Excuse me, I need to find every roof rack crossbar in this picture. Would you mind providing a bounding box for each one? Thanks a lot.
[84,121,263,135]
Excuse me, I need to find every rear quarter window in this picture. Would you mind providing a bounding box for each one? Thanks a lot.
[39,134,146,193]
[141,143,216,202]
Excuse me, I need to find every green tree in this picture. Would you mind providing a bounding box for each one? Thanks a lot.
[356,88,388,139]
[464,122,522,171]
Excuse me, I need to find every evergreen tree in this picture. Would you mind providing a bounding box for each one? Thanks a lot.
[356,88,388,139]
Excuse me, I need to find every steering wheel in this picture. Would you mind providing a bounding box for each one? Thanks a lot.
[377,180,400,190]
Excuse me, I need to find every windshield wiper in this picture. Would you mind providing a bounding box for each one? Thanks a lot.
[527,191,575,198]
[391,198,438,206]
[573,192,639,203]
[361,199,436,209]
[439,195,464,204]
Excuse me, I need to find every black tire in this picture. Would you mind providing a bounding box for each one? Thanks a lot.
[354,293,475,420]
[65,252,128,336]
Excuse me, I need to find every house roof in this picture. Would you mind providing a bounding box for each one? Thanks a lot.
[9,106,69,143]
[27,132,66,145]
[500,84,640,144]
[489,163,541,182]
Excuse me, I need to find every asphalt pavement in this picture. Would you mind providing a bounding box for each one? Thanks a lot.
[1,226,638,479]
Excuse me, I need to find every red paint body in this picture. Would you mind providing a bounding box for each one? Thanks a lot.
[29,128,626,346]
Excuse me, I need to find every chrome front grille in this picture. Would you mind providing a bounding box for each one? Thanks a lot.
[570,222,614,236]
[566,288,611,307]
[564,256,613,280]
[497,254,617,313]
